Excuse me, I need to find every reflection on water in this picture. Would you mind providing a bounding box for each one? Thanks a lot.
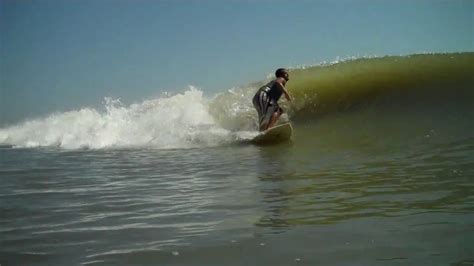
[254,137,474,230]
[0,133,473,265]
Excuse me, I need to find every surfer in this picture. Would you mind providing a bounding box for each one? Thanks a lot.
[252,68,293,131]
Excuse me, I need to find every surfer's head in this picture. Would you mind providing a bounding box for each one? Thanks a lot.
[275,68,289,81]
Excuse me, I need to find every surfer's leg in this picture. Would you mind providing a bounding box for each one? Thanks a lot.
[259,109,271,130]
[261,105,281,130]
[254,91,272,131]
[267,110,282,129]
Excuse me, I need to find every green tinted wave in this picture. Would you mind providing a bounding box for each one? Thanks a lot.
[286,53,474,120]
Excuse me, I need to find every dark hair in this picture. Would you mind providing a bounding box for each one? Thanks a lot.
[275,68,288,78]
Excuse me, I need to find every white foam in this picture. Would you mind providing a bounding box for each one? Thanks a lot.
[0,87,240,149]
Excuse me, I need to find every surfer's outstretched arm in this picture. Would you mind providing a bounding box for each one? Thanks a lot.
[275,77,293,103]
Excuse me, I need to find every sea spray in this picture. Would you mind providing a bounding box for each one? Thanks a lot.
[208,86,260,131]
[0,87,230,149]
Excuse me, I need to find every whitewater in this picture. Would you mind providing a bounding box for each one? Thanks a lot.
[0,87,243,149]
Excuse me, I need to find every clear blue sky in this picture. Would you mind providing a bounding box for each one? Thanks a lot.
[1,0,472,125]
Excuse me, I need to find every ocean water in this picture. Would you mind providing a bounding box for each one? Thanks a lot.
[1,53,473,265]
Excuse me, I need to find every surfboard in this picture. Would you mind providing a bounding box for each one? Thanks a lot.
[252,123,293,145]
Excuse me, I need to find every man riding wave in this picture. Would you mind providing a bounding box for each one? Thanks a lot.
[252,68,293,131]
